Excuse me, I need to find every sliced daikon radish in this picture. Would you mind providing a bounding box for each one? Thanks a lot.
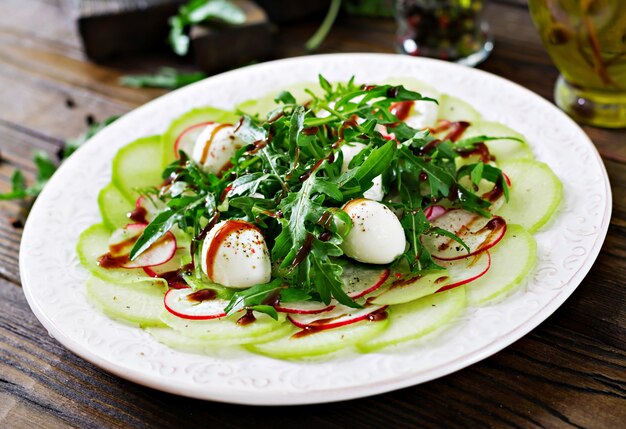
[422,209,507,260]
[160,310,287,342]
[437,250,491,292]
[275,300,334,315]
[437,94,481,122]
[86,276,167,327]
[495,160,562,233]
[357,287,466,352]
[98,182,133,231]
[77,224,160,284]
[247,317,389,359]
[466,224,537,305]
[288,304,387,331]
[163,288,228,320]
[341,264,390,298]
[147,322,295,351]
[462,121,534,162]
[107,223,177,269]
[368,271,447,305]
[112,135,163,202]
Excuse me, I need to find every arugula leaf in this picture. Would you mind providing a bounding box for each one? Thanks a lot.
[120,67,206,89]
[310,238,357,307]
[248,305,279,320]
[340,139,396,198]
[470,162,484,187]
[274,91,296,105]
[224,279,283,315]
[130,196,204,259]
[169,0,246,56]
[457,162,510,203]
[399,146,453,197]
[279,288,311,302]
[455,135,524,150]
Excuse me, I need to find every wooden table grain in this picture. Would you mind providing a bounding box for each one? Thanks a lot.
[1,1,624,427]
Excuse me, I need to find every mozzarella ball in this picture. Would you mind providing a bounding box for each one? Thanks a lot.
[340,142,384,201]
[192,123,244,174]
[404,100,440,130]
[339,199,406,264]
[201,220,271,289]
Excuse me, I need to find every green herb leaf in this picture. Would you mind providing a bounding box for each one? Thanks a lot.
[470,162,484,186]
[120,67,206,89]
[224,279,283,315]
[64,116,119,159]
[169,0,246,56]
[305,0,342,51]
[274,91,296,105]
[248,305,279,320]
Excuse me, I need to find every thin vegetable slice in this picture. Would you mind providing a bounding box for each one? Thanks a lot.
[462,121,534,161]
[422,209,507,260]
[98,182,133,231]
[495,160,562,232]
[247,317,389,359]
[86,276,167,327]
[275,300,334,314]
[466,224,537,305]
[368,271,447,305]
[159,310,287,342]
[357,287,466,353]
[287,304,387,330]
[147,323,295,351]
[341,264,390,298]
[437,94,481,122]
[77,224,161,285]
[163,288,228,320]
[437,250,491,292]
[112,135,163,202]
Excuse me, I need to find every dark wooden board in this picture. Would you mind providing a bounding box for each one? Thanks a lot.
[0,0,624,427]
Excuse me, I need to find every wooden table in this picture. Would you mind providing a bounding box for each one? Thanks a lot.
[1,1,624,427]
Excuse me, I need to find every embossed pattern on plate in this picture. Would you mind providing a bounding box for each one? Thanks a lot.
[20,54,611,405]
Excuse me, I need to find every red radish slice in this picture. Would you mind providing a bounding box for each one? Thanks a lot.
[133,196,167,224]
[275,301,335,314]
[288,304,387,331]
[107,223,177,269]
[174,121,214,157]
[108,223,145,256]
[424,205,447,221]
[342,265,390,299]
[436,250,491,292]
[143,249,189,288]
[164,288,228,320]
[503,172,511,187]
[376,124,395,141]
[422,209,507,260]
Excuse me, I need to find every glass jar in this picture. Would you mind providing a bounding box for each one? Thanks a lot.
[529,0,626,128]
[395,0,493,67]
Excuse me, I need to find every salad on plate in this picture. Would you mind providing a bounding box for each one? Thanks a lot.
[77,76,562,359]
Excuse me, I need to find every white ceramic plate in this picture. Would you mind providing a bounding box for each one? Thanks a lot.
[20,54,611,405]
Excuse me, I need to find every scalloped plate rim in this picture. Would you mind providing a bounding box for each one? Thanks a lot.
[19,53,612,405]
